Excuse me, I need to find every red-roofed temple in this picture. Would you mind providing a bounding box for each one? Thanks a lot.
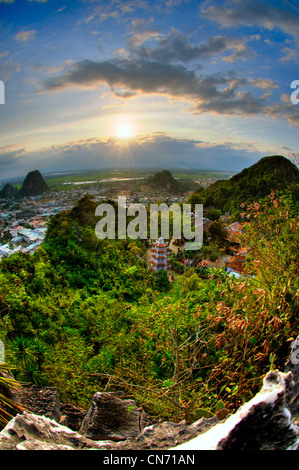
[151,237,170,272]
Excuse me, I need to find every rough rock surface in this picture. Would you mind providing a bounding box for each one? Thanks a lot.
[59,403,87,431]
[175,370,299,450]
[17,386,61,423]
[113,416,218,450]
[79,392,146,441]
[0,183,18,199]
[0,411,217,451]
[0,411,112,450]
[0,369,298,450]
[18,169,49,198]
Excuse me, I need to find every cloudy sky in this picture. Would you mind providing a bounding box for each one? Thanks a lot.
[0,0,298,181]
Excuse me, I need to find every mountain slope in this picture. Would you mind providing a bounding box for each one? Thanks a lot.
[0,183,18,199]
[146,169,196,194]
[18,170,49,198]
[196,155,299,215]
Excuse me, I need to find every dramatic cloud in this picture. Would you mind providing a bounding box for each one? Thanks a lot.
[127,17,163,46]
[195,90,264,115]
[200,0,299,40]
[42,58,203,94]
[0,146,26,167]
[41,57,270,117]
[1,0,298,179]
[130,29,255,64]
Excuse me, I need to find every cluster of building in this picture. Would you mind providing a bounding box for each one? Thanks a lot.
[0,193,72,260]
[149,220,251,279]
[0,226,47,258]
[0,182,125,260]
[0,212,51,259]
[0,176,250,279]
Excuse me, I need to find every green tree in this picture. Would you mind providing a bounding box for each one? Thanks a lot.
[207,209,221,221]
[207,220,228,247]
[186,192,204,211]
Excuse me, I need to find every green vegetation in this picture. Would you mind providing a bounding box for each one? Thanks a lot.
[0,179,298,426]
[189,156,299,219]
[34,168,224,193]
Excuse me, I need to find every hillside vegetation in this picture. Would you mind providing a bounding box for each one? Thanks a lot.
[0,183,298,425]
[189,156,299,218]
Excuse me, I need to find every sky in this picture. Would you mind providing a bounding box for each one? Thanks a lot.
[0,0,299,181]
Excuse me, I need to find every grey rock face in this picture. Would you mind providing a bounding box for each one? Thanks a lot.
[175,370,299,450]
[114,416,218,450]
[18,386,61,422]
[0,411,113,450]
[59,403,87,431]
[79,392,144,441]
[18,170,49,198]
[0,369,298,450]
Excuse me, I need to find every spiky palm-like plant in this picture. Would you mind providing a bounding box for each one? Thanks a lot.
[0,363,24,429]
[9,336,48,386]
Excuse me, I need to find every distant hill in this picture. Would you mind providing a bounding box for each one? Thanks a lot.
[146,170,187,194]
[192,155,299,216]
[0,183,18,199]
[18,170,49,198]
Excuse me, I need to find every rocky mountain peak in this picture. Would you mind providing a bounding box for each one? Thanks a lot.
[18,170,49,198]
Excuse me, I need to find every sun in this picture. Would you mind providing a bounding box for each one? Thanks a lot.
[116,122,132,140]
[112,117,136,142]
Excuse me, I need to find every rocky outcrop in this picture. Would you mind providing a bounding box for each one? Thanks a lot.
[146,170,185,194]
[0,183,18,199]
[18,170,49,198]
[0,412,112,450]
[79,392,148,441]
[0,370,298,451]
[17,386,61,423]
[175,370,299,450]
[113,416,218,450]
[59,403,87,431]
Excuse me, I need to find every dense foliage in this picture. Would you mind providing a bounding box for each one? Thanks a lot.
[189,156,299,218]
[0,186,298,426]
